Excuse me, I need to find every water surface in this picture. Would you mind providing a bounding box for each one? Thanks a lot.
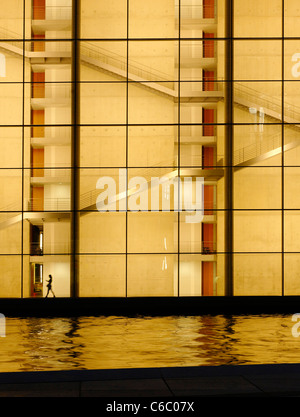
[0,314,299,372]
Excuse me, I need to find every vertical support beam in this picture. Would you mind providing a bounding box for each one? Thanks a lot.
[70,0,80,297]
[21,0,26,298]
[281,0,285,295]
[224,0,234,295]
[177,0,181,296]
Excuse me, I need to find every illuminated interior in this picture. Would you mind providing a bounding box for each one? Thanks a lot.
[0,0,299,298]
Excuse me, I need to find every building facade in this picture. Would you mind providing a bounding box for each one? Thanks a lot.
[0,0,299,298]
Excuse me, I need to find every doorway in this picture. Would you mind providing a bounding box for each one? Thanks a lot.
[30,263,43,297]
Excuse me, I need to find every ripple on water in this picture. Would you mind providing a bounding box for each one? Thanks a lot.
[0,314,298,372]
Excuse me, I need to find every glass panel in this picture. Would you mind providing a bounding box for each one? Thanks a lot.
[179,214,202,252]
[0,127,22,168]
[285,1,300,38]
[179,126,202,167]
[30,82,71,118]
[127,167,180,214]
[42,255,71,297]
[22,255,31,298]
[180,39,223,79]
[80,168,122,212]
[30,1,72,39]
[284,254,300,295]
[0,83,23,125]
[234,254,282,295]
[233,82,282,126]
[27,168,71,211]
[285,168,300,209]
[179,254,202,296]
[180,0,218,38]
[127,254,178,296]
[80,41,127,83]
[129,0,176,39]
[285,211,300,252]
[0,213,22,254]
[234,0,282,38]
[26,126,72,168]
[179,254,218,296]
[43,220,71,255]
[24,248,71,298]
[234,167,282,210]
[81,0,127,39]
[0,255,21,297]
[284,40,300,82]
[127,212,178,254]
[81,82,127,125]
[234,41,282,81]
[284,129,300,167]
[0,46,23,82]
[0,169,22,211]
[0,1,23,37]
[179,125,224,167]
[80,212,126,254]
[80,126,126,168]
[79,255,126,297]
[128,126,177,168]
[129,41,177,83]
[234,211,282,252]
[27,62,72,86]
[284,81,300,124]
[128,82,177,125]
[233,125,282,167]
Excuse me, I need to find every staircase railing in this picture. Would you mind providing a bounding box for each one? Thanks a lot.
[0,27,29,52]
[234,82,300,123]
[233,133,282,166]
[81,42,175,90]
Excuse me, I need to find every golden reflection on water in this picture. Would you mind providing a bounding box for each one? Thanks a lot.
[0,314,299,372]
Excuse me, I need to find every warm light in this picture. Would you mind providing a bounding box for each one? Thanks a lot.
[39,232,43,251]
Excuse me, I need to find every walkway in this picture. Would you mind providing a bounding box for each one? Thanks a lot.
[1,363,300,397]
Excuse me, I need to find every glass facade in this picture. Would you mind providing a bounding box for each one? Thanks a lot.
[0,0,299,298]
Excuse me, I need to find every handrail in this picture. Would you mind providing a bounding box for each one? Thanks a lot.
[233,133,282,166]
[0,27,26,42]
[0,201,22,212]
[80,166,179,210]
[234,82,300,123]
[27,197,70,211]
[202,241,217,253]
[232,82,300,165]
[30,240,70,254]
[81,42,174,88]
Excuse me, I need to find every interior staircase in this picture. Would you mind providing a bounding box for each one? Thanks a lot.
[0,26,299,230]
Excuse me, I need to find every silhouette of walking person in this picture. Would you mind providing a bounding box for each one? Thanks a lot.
[45,274,55,298]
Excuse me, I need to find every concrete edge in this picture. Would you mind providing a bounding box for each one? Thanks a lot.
[1,363,300,385]
[1,296,300,317]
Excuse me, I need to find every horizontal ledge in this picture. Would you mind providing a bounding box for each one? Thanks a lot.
[0,296,300,317]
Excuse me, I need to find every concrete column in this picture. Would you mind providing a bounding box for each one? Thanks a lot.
[224,0,234,295]
[70,0,80,297]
